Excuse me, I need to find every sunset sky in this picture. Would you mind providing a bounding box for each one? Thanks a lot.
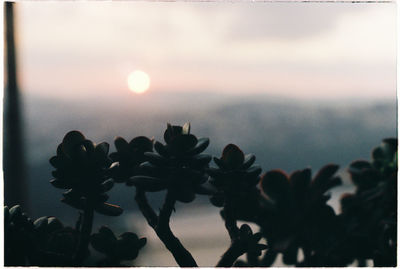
[17,2,396,100]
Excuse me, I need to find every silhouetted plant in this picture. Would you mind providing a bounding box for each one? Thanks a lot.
[49,131,126,265]
[4,125,397,267]
[128,123,214,266]
[50,131,122,217]
[129,123,213,202]
[109,136,154,183]
[209,144,262,219]
[208,144,266,266]
[259,165,341,265]
[4,205,78,266]
[91,226,146,266]
[4,205,35,266]
[339,138,397,266]
[4,131,146,266]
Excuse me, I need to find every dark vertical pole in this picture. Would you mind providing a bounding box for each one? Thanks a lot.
[4,2,28,210]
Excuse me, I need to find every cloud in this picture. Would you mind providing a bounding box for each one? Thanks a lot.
[223,3,368,41]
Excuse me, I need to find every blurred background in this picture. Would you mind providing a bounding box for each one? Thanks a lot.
[3,2,397,266]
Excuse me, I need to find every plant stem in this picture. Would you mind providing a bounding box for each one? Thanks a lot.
[135,189,198,267]
[216,198,244,267]
[224,199,239,240]
[217,240,246,267]
[135,188,158,229]
[73,203,94,265]
[158,190,175,229]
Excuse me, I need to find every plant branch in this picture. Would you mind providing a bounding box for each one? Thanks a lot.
[135,188,158,229]
[135,189,198,267]
[216,198,243,267]
[73,202,94,265]
[247,248,259,266]
[224,199,239,240]
[216,240,247,267]
[158,190,175,229]
[155,191,198,267]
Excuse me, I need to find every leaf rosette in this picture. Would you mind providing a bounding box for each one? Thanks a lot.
[128,123,213,203]
[49,131,122,216]
[259,165,342,265]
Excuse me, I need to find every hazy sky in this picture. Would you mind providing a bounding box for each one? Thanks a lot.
[17,2,396,100]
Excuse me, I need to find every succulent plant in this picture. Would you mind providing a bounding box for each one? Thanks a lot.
[31,216,80,266]
[32,216,78,255]
[339,138,397,266]
[128,123,213,203]
[49,131,122,216]
[208,144,262,220]
[258,165,342,265]
[91,226,146,265]
[236,224,267,257]
[4,205,35,266]
[341,138,397,223]
[109,136,153,183]
[232,224,269,267]
[346,138,397,194]
[4,206,79,266]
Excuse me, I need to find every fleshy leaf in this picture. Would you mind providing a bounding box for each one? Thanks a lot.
[213,157,228,169]
[61,197,85,210]
[348,160,372,174]
[221,144,245,169]
[290,168,311,197]
[49,156,60,168]
[50,178,71,189]
[101,179,114,192]
[82,139,95,153]
[260,170,290,201]
[91,226,116,255]
[114,137,129,153]
[144,152,169,166]
[242,154,256,170]
[164,124,182,144]
[47,217,64,232]
[176,188,196,203]
[62,131,85,157]
[244,165,262,179]
[129,136,153,152]
[169,134,198,153]
[34,216,48,231]
[182,122,191,135]
[312,164,339,190]
[154,141,169,157]
[191,154,212,166]
[187,138,210,156]
[95,142,110,159]
[95,203,123,216]
[9,205,22,219]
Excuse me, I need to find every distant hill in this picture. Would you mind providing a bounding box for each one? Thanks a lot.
[18,92,396,221]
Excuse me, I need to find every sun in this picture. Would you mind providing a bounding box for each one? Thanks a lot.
[127,70,150,94]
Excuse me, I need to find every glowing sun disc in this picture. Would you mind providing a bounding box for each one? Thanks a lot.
[127,70,150,94]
